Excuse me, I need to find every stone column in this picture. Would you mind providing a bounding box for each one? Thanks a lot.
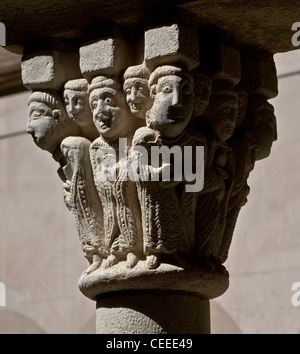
[15,7,278,334]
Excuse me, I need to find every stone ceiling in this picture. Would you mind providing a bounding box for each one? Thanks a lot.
[0,0,300,54]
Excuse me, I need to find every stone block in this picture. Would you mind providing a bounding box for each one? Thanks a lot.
[199,35,241,86]
[79,25,132,81]
[144,10,199,71]
[21,50,81,90]
[241,48,278,99]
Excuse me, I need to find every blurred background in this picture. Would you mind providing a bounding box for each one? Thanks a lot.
[0,47,300,334]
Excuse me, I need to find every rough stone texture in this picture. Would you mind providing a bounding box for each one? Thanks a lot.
[2,1,289,335]
[144,19,199,71]
[241,48,278,99]
[21,51,81,90]
[96,290,210,334]
[0,1,299,55]
[78,262,229,300]
[1,50,300,335]
[79,25,132,81]
[199,41,241,85]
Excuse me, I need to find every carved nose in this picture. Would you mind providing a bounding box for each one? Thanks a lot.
[172,89,181,106]
[26,127,34,136]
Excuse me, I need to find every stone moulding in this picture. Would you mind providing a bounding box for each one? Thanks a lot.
[78,263,229,301]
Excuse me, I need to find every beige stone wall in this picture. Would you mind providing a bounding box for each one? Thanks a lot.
[0,49,300,334]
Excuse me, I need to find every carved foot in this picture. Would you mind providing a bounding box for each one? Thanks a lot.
[146,255,160,270]
[83,255,103,275]
[104,254,119,269]
[126,252,139,269]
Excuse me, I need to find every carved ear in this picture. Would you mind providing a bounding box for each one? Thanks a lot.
[52,109,61,120]
[150,85,157,99]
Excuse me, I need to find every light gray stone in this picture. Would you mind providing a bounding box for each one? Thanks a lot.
[21,51,81,90]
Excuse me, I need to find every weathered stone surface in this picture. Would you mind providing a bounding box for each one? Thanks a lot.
[96,290,210,334]
[80,26,132,81]
[16,4,281,334]
[241,48,278,99]
[199,42,241,85]
[21,51,81,90]
[145,12,199,70]
[79,263,229,300]
[1,1,299,55]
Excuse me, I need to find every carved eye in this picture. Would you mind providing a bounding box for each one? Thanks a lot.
[91,100,98,109]
[31,110,43,119]
[162,85,172,94]
[194,86,203,95]
[223,108,232,115]
[125,88,131,95]
[182,84,192,95]
[105,97,112,105]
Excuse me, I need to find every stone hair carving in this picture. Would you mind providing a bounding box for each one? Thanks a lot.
[22,20,278,280]
[63,79,99,142]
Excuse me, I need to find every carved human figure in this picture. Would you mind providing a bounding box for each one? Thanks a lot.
[198,80,238,142]
[132,65,209,270]
[219,84,251,263]
[219,93,277,263]
[63,79,99,142]
[123,64,152,120]
[246,94,277,161]
[26,91,80,165]
[189,68,212,128]
[235,85,248,130]
[89,76,143,269]
[193,81,238,270]
[61,136,107,274]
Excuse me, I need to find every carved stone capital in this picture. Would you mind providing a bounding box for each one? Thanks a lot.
[19,7,278,333]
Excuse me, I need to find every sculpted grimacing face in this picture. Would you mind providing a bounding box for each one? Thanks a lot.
[64,89,91,127]
[123,78,152,119]
[148,73,194,139]
[89,86,131,141]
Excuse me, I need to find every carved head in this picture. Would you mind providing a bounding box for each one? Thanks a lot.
[247,94,277,160]
[146,65,194,139]
[236,85,248,130]
[123,64,152,120]
[89,76,133,142]
[201,81,238,141]
[191,68,212,120]
[27,91,76,155]
[63,79,92,127]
